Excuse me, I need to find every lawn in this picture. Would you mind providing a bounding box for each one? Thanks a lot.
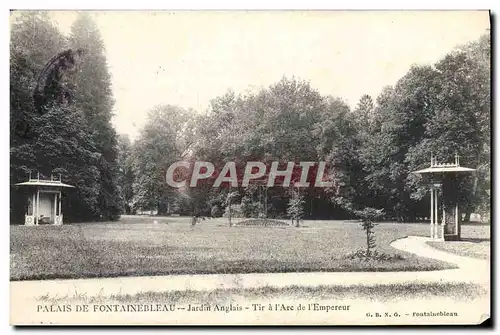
[10,216,460,281]
[37,283,487,305]
[427,224,490,260]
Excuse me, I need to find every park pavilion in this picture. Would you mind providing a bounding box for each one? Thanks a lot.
[412,154,476,241]
[14,172,75,226]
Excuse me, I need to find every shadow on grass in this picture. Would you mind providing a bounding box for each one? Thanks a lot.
[460,237,490,243]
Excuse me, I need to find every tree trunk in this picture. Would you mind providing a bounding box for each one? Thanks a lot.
[366,227,370,257]
[228,192,232,227]
[264,187,268,219]
[464,174,479,223]
[157,201,168,216]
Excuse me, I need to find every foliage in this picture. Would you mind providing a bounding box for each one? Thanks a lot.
[69,12,121,221]
[10,12,490,224]
[287,189,305,227]
[241,196,264,218]
[345,249,404,261]
[223,204,245,218]
[210,205,224,218]
[236,219,290,227]
[353,207,384,258]
[116,134,135,213]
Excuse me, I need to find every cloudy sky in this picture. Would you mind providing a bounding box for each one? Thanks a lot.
[46,11,489,139]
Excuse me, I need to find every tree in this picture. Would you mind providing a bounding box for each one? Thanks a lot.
[313,96,361,214]
[116,134,135,214]
[196,77,333,219]
[68,12,121,220]
[225,189,239,226]
[287,188,305,227]
[10,12,124,223]
[406,36,490,221]
[10,12,68,223]
[360,65,441,220]
[131,105,196,214]
[353,207,384,258]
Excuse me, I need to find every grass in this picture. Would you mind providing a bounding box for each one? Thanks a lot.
[10,216,468,281]
[236,219,290,227]
[427,224,490,260]
[427,225,490,260]
[36,282,488,305]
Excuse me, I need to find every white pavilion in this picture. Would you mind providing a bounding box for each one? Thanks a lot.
[413,154,476,241]
[15,172,75,226]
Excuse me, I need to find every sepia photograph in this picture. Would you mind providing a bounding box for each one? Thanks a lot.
[8,10,491,325]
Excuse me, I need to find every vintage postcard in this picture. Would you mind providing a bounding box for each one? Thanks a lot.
[9,10,491,325]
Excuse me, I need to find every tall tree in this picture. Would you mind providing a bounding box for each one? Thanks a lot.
[69,13,121,220]
[116,134,135,214]
[131,105,196,214]
[10,12,68,223]
[407,34,491,221]
[360,65,441,220]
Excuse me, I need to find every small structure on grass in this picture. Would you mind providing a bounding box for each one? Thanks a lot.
[14,172,75,226]
[412,154,475,241]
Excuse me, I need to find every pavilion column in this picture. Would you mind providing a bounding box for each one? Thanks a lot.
[434,188,439,239]
[430,187,434,238]
[53,193,57,224]
[441,203,446,241]
[59,191,62,216]
[35,188,40,225]
[32,192,36,225]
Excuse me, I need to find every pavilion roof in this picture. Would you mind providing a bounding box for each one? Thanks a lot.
[14,180,75,188]
[412,165,476,174]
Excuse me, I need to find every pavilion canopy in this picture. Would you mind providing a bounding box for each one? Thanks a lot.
[412,166,476,174]
[14,180,75,188]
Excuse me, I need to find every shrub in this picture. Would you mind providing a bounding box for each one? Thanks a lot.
[287,189,305,227]
[241,197,264,218]
[352,207,384,259]
[210,205,223,218]
[223,204,245,218]
[345,249,405,261]
[236,219,290,227]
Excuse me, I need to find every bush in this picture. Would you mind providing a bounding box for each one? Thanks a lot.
[241,197,264,218]
[345,249,405,261]
[223,204,245,218]
[236,219,290,227]
[352,207,384,258]
[210,205,224,218]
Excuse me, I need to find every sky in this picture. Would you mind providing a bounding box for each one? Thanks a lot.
[45,10,490,140]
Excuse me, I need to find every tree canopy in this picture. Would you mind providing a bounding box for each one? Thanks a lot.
[10,12,490,224]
